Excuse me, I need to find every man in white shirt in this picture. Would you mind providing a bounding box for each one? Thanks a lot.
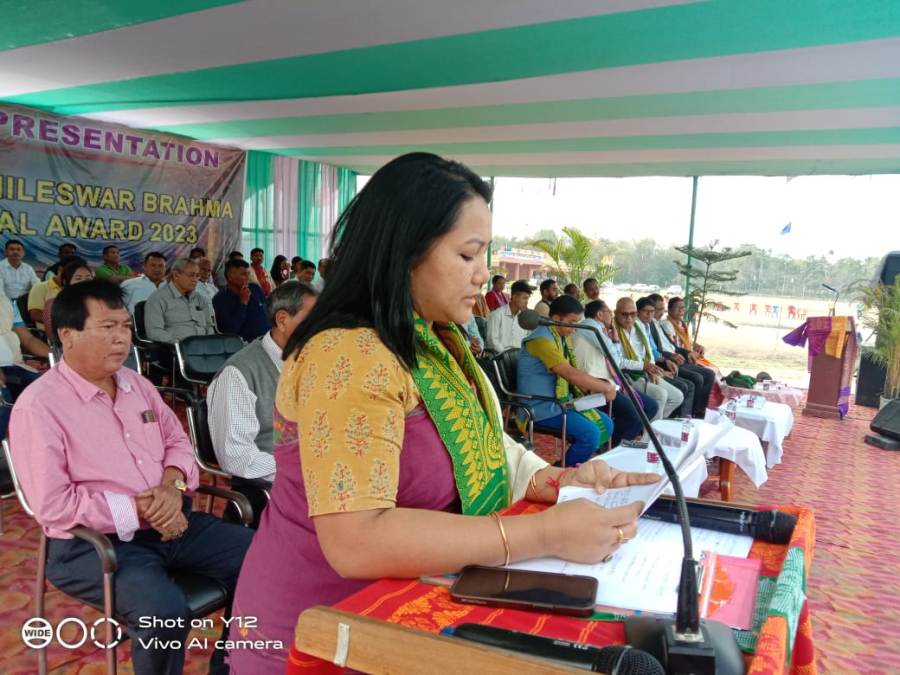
[121,252,167,313]
[311,257,329,292]
[207,281,318,526]
[582,277,601,302]
[0,239,40,300]
[572,300,661,443]
[194,258,218,302]
[485,280,534,353]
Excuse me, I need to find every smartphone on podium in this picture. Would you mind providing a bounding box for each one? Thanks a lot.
[450,565,597,617]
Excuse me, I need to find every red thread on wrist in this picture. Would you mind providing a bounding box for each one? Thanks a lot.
[546,468,574,491]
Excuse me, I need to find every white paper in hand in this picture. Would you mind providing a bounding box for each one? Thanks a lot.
[572,392,607,411]
[558,424,705,514]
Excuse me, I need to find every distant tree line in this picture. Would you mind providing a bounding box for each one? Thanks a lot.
[494,230,881,299]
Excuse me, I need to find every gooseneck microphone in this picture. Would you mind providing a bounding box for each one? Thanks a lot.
[517,309,745,674]
[644,498,797,545]
[445,623,664,674]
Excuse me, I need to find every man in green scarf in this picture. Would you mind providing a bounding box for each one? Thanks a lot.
[614,297,685,418]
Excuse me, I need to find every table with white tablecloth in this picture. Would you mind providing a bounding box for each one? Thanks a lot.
[653,418,769,488]
[720,382,805,409]
[705,397,794,468]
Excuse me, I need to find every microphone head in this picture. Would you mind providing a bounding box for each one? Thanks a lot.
[594,645,664,675]
[517,309,542,331]
[753,510,798,545]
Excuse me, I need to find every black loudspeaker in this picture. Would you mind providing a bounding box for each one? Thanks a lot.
[856,349,886,408]
[871,399,900,441]
[876,251,900,286]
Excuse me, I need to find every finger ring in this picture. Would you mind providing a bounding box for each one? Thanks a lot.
[616,526,625,544]
[601,554,614,563]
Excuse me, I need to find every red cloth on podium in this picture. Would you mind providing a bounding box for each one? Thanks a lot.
[287,502,816,675]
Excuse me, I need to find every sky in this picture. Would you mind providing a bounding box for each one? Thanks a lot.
[489,175,900,261]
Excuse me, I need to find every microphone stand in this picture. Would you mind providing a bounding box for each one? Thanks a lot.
[822,284,839,317]
[533,315,743,674]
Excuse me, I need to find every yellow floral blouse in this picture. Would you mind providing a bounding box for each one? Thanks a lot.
[276,327,421,516]
[276,327,547,518]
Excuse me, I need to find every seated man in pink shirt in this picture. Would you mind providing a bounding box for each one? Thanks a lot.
[9,280,254,675]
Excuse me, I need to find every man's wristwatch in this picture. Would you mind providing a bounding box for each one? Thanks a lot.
[171,479,188,493]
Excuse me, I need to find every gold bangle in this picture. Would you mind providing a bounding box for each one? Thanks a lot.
[491,512,511,567]
[529,471,539,499]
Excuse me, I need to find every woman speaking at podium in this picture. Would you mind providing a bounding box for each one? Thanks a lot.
[228,153,657,674]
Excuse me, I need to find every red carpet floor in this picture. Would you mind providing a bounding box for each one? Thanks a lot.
[1,402,898,673]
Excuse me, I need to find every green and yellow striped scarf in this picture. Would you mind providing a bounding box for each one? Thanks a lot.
[411,317,510,516]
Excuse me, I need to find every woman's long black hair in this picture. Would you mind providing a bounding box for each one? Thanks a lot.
[270,255,288,285]
[282,153,491,370]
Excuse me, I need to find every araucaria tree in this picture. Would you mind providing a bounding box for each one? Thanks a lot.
[674,241,752,341]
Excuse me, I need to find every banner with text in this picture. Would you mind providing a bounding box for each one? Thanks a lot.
[0,104,244,273]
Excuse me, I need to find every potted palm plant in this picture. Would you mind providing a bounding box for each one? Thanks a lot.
[861,276,900,407]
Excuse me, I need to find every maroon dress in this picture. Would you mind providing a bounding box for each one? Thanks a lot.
[228,405,460,675]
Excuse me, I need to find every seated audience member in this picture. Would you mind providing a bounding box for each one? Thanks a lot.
[121,252,168,314]
[94,244,132,283]
[270,255,291,288]
[472,290,490,318]
[227,153,653,675]
[43,260,94,340]
[1,239,40,301]
[614,297,685,418]
[28,261,68,330]
[485,279,534,353]
[574,300,659,443]
[189,247,206,260]
[248,247,273,295]
[312,257,330,292]
[217,251,243,286]
[661,296,718,370]
[194,257,218,302]
[485,274,509,311]
[586,298,667,421]
[208,282,318,525]
[563,282,580,298]
[213,259,270,342]
[583,277,601,301]
[9,280,253,675]
[634,296,698,419]
[646,293,715,417]
[0,289,49,439]
[517,294,615,465]
[144,258,215,343]
[44,242,78,280]
[461,313,484,356]
[294,259,316,284]
[535,278,559,317]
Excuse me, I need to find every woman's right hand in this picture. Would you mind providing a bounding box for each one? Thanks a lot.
[540,499,642,564]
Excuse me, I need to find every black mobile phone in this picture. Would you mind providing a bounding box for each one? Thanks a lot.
[450,565,597,617]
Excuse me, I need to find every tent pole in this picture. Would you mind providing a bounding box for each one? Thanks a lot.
[684,176,699,308]
[486,177,495,287]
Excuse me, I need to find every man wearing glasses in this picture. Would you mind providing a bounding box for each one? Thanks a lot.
[613,297,685,419]
[144,258,215,343]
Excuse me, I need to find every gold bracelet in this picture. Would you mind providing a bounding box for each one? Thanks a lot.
[491,512,511,567]
[529,471,539,499]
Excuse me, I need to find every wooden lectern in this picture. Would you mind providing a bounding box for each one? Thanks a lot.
[295,607,586,674]
[802,316,857,419]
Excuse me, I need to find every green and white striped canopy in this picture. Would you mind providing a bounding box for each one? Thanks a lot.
[3,0,900,177]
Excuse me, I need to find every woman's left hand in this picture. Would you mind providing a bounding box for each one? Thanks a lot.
[560,460,660,494]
